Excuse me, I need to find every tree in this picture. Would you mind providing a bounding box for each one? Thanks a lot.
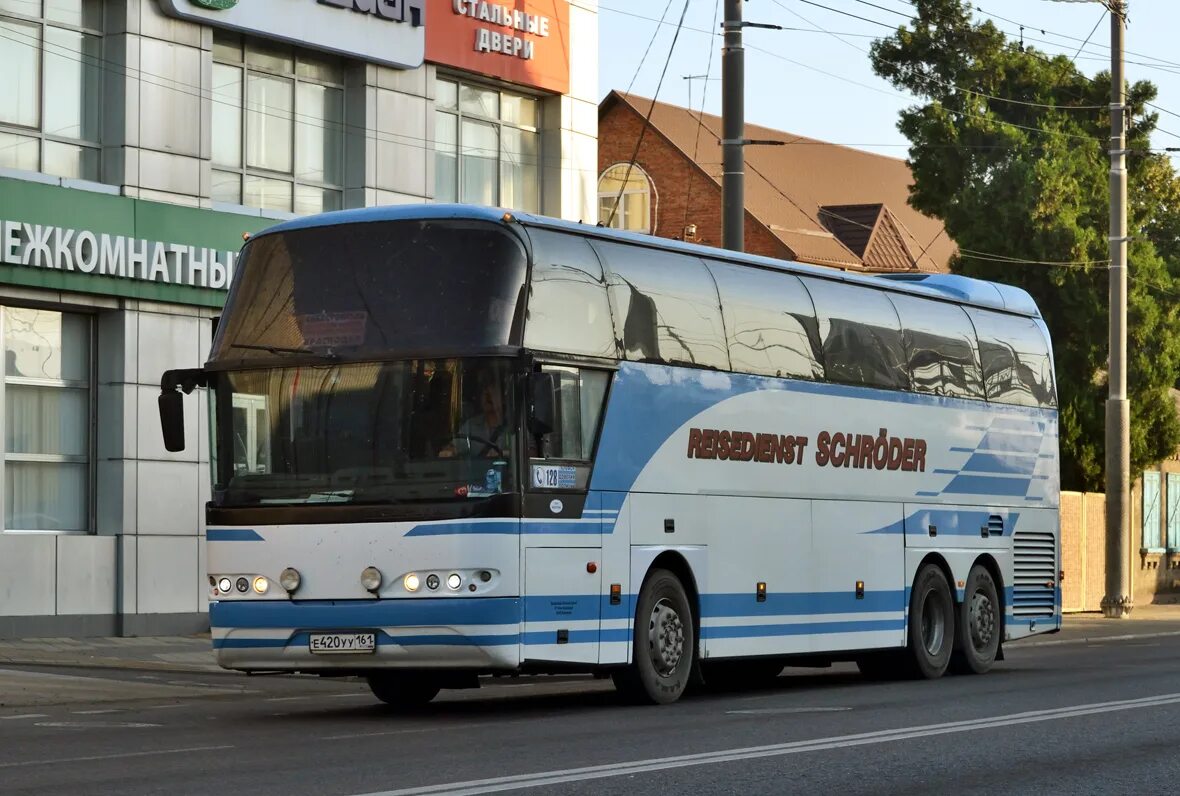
[870,0,1180,491]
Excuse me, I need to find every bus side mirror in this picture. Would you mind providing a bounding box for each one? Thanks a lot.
[159,390,185,452]
[158,368,208,453]
[529,372,556,436]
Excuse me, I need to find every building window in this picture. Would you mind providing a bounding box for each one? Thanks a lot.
[2,307,91,532]
[434,78,540,212]
[212,32,345,215]
[597,163,652,233]
[0,0,103,181]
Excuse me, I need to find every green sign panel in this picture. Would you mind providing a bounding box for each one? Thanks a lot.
[0,177,275,308]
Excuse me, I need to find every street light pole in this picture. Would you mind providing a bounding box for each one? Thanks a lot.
[1102,0,1132,619]
[721,0,744,252]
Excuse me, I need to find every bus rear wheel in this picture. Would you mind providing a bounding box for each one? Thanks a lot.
[366,672,440,709]
[906,563,955,679]
[951,565,1001,674]
[613,568,694,704]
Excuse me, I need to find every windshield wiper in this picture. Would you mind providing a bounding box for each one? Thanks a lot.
[229,343,336,358]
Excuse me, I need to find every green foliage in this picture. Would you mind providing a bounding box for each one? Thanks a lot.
[871,0,1180,491]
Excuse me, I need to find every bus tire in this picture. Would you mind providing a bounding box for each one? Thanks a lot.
[906,564,955,679]
[366,673,440,709]
[614,568,694,705]
[951,565,1001,674]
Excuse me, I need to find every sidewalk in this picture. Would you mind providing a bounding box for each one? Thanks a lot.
[2,604,1180,674]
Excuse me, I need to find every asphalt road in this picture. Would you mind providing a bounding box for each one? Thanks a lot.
[3,633,1180,796]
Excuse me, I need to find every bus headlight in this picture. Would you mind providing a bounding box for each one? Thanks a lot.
[446,573,462,591]
[426,574,440,590]
[279,567,301,594]
[403,573,420,592]
[361,566,383,593]
[217,577,232,593]
[252,576,269,594]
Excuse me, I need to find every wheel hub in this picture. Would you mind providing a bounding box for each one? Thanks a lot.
[648,598,685,676]
[969,590,995,650]
[921,589,945,656]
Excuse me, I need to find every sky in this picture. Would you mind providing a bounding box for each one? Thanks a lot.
[597,0,1180,160]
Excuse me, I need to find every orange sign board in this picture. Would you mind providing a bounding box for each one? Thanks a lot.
[426,0,570,95]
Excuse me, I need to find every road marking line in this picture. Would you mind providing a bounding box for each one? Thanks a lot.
[0,744,233,769]
[348,692,1180,796]
[265,696,312,702]
[726,707,852,715]
[0,714,47,721]
[322,723,488,741]
[73,709,120,715]
[142,704,184,710]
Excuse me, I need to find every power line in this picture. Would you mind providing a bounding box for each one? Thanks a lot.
[683,0,722,237]
[605,0,692,228]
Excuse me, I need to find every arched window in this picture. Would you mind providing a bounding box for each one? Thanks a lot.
[597,163,653,233]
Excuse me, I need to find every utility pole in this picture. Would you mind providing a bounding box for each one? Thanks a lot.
[1102,0,1132,619]
[722,0,744,252]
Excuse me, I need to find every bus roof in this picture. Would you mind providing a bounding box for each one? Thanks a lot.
[258,203,1041,318]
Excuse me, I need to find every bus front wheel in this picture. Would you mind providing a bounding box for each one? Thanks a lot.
[613,568,695,705]
[366,672,440,709]
[906,563,955,679]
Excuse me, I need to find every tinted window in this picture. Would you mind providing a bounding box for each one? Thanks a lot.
[966,309,1056,408]
[592,241,730,370]
[888,293,984,400]
[211,219,527,363]
[708,261,823,380]
[801,277,909,390]
[523,230,617,359]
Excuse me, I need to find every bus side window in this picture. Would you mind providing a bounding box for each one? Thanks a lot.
[967,309,1056,408]
[707,261,824,381]
[523,231,618,359]
[800,277,910,391]
[591,241,730,371]
[888,293,984,400]
[534,366,610,461]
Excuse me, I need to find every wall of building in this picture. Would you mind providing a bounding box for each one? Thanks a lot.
[0,0,596,638]
[597,102,787,258]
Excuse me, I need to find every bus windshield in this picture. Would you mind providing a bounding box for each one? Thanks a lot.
[210,219,528,364]
[211,358,518,507]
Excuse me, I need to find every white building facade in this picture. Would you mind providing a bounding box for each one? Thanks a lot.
[0,0,598,637]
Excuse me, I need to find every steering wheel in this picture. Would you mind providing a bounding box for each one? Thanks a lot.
[457,434,504,458]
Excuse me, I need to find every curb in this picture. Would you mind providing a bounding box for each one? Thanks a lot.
[1010,629,1180,648]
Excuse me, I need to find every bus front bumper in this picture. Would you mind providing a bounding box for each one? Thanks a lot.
[210,597,523,672]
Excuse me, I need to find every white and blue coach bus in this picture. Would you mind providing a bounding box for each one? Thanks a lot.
[158,204,1060,707]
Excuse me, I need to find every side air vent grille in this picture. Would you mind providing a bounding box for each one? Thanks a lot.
[1013,530,1056,617]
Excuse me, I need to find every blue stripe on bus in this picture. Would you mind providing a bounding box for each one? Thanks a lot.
[939,474,1033,497]
[207,529,264,542]
[701,591,905,616]
[210,597,524,629]
[701,619,905,640]
[976,431,1045,455]
[404,520,609,537]
[960,451,1041,476]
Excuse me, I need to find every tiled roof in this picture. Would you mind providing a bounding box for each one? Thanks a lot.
[603,91,954,273]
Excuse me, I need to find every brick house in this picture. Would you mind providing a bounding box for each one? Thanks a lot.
[596,90,955,273]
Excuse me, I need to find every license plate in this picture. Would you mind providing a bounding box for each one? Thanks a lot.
[309,632,377,654]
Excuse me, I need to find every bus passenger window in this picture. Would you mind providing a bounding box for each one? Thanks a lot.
[888,293,984,400]
[801,278,910,391]
[966,309,1056,408]
[523,231,617,359]
[591,241,730,371]
[533,366,610,461]
[708,261,824,381]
